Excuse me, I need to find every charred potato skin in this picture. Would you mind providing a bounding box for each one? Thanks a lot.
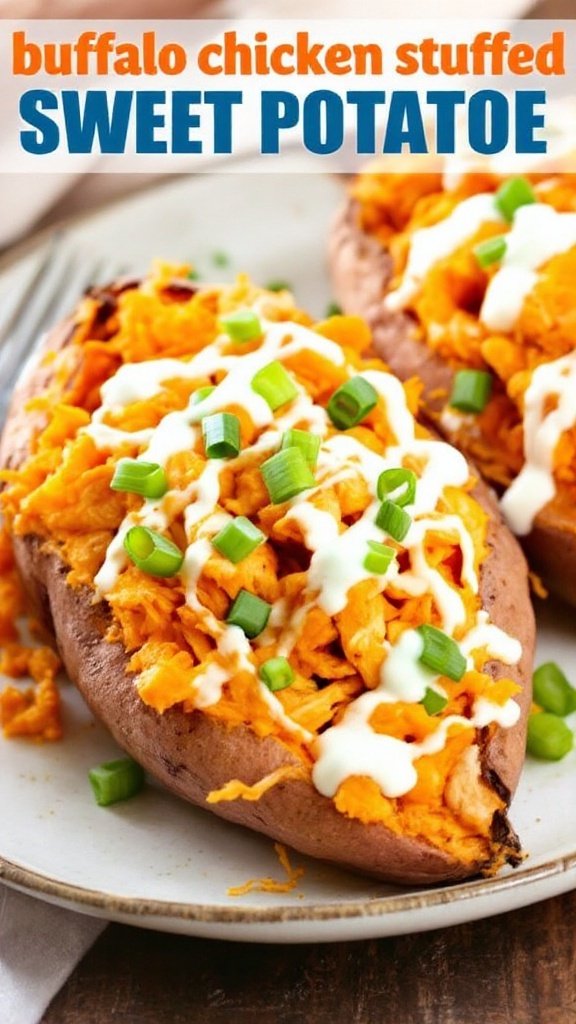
[0,290,535,885]
[329,198,576,606]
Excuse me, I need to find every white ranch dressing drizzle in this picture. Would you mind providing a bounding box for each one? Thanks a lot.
[93,514,134,596]
[291,498,395,617]
[84,423,155,450]
[500,351,576,535]
[405,440,469,516]
[88,307,521,785]
[286,431,471,626]
[360,370,415,443]
[85,318,342,462]
[473,696,520,729]
[178,481,313,741]
[460,610,522,665]
[97,358,200,410]
[385,193,502,311]
[404,514,477,635]
[143,414,198,467]
[191,662,230,709]
[379,629,436,702]
[480,203,576,332]
[184,460,225,532]
[313,727,418,799]
[313,620,521,799]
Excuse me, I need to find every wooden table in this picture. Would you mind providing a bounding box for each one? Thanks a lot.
[43,890,576,1023]
[30,0,576,1018]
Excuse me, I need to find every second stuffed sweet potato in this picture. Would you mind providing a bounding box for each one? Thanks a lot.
[330,171,576,605]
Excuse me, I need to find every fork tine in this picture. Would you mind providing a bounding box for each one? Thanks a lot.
[0,246,126,425]
[0,245,77,375]
[0,233,63,349]
[14,257,126,367]
[1,255,124,377]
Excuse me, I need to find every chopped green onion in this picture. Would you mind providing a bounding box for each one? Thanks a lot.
[212,516,265,564]
[363,540,396,576]
[251,361,298,411]
[89,758,145,806]
[187,268,199,281]
[265,279,292,293]
[421,688,448,716]
[474,235,507,268]
[450,369,493,414]
[260,447,315,504]
[226,589,271,639]
[327,376,378,430]
[375,500,411,542]
[259,657,295,692]
[326,301,342,317]
[494,176,536,222]
[377,467,417,507]
[416,624,467,682]
[281,428,321,469]
[111,459,168,500]
[191,385,215,405]
[212,250,230,268]
[527,712,574,761]
[124,526,184,578]
[202,413,241,459]
[533,662,576,717]
[220,309,262,343]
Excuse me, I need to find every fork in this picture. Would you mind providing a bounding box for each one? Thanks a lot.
[0,234,126,423]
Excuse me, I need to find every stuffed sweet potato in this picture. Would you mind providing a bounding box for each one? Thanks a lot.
[0,266,534,884]
[330,171,576,606]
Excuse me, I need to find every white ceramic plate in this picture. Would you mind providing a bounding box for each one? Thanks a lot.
[0,173,575,943]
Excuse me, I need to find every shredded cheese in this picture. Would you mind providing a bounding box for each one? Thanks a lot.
[227,842,304,897]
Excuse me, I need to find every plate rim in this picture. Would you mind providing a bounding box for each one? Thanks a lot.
[2,849,575,924]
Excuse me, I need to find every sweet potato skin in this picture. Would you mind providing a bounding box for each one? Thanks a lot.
[329,198,576,606]
[0,296,535,885]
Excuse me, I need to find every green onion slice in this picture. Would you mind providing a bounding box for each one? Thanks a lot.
[212,516,265,564]
[377,467,416,507]
[191,385,216,405]
[251,361,298,411]
[363,540,396,576]
[212,250,229,268]
[89,757,145,806]
[327,376,378,430]
[226,589,271,639]
[326,301,343,317]
[265,279,292,293]
[281,428,321,469]
[416,624,467,682]
[261,447,315,504]
[527,712,574,761]
[421,687,448,716]
[494,176,536,222]
[474,235,507,268]
[220,309,262,343]
[449,369,493,414]
[202,412,241,459]
[533,662,576,717]
[111,459,168,500]
[259,657,295,692]
[124,526,184,578]
[375,500,411,543]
